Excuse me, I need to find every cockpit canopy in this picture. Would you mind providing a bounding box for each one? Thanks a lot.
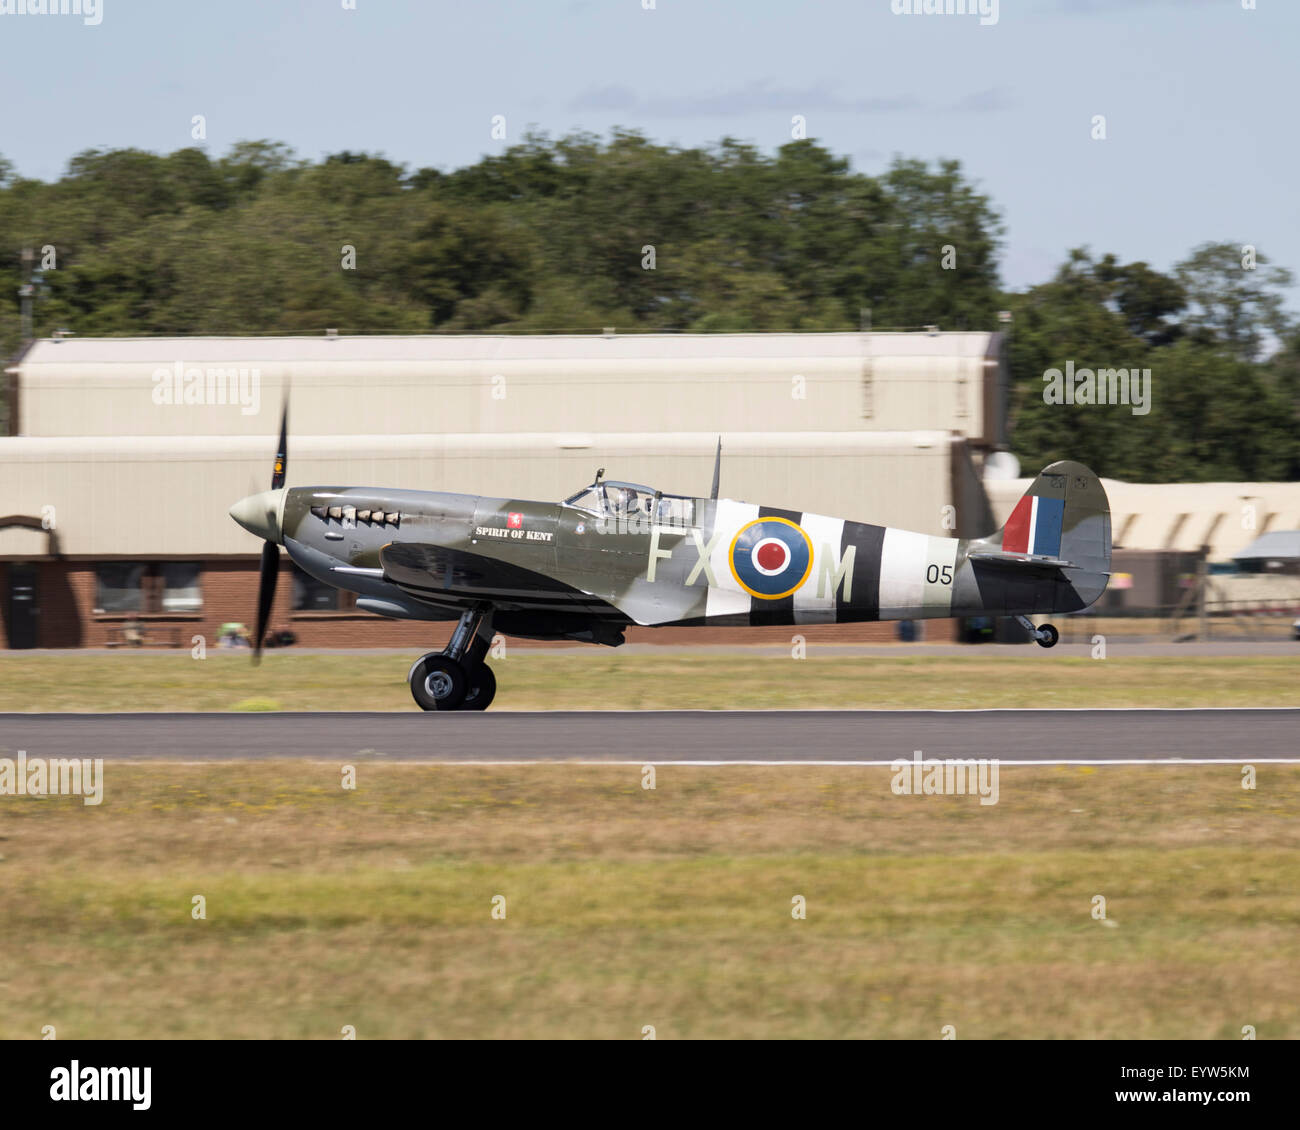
[563,479,697,526]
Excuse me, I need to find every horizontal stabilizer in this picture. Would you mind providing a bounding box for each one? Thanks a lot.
[967,550,1079,570]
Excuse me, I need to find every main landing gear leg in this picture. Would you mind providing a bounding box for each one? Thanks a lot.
[1015,615,1060,649]
[408,608,497,711]
[460,622,497,712]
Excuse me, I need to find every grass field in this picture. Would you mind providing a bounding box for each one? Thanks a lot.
[0,649,1296,711]
[2,762,1297,1039]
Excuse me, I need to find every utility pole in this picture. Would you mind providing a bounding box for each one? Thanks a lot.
[860,305,873,418]
[1196,544,1210,642]
[19,246,34,343]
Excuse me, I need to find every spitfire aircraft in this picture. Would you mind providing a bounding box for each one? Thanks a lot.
[230,411,1111,711]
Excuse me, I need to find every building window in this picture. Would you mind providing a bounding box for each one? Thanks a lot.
[94,562,202,614]
[95,563,145,613]
[161,562,203,612]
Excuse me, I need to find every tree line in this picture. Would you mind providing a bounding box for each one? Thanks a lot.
[0,132,1295,481]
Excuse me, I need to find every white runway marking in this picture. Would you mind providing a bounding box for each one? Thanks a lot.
[109,758,1300,767]
[25,706,1300,716]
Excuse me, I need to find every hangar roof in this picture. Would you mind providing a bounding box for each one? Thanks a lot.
[7,331,1007,447]
[11,331,995,366]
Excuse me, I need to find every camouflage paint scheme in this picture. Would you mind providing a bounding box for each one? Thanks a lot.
[251,460,1111,645]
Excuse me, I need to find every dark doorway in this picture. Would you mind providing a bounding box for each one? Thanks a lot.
[7,564,39,648]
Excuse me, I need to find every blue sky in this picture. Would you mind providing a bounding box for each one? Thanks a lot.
[1,0,1294,304]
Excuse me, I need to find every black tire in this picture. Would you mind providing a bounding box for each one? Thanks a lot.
[462,664,497,711]
[1035,623,1060,649]
[409,653,468,711]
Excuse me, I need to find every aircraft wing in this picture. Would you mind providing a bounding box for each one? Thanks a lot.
[378,542,617,615]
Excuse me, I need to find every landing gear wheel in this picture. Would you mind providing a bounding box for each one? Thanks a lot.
[409,653,467,711]
[462,664,497,711]
[1035,623,1060,649]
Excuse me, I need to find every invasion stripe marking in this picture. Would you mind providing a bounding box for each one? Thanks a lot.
[749,506,803,626]
[878,527,930,618]
[876,529,959,619]
[836,521,885,622]
[794,510,847,625]
[706,499,758,622]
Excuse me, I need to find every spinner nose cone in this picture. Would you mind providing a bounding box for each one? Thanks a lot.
[229,488,286,544]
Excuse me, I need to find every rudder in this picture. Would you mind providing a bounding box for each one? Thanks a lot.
[993,460,1112,608]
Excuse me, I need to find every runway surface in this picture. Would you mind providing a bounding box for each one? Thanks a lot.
[0,709,1295,763]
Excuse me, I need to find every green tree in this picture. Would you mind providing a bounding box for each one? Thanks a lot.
[1175,241,1294,361]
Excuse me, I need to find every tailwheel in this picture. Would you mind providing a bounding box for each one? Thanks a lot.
[409,652,467,711]
[1035,623,1060,649]
[462,663,497,711]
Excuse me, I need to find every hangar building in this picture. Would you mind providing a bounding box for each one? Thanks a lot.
[0,332,1005,648]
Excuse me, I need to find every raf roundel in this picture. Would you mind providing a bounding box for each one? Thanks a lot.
[728,517,814,599]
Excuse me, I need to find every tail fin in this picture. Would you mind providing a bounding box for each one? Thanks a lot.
[977,461,1112,611]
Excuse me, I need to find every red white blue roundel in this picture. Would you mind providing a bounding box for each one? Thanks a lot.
[728,517,813,600]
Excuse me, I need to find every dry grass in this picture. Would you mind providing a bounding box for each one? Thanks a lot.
[2,763,1297,1038]
[0,650,1296,711]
